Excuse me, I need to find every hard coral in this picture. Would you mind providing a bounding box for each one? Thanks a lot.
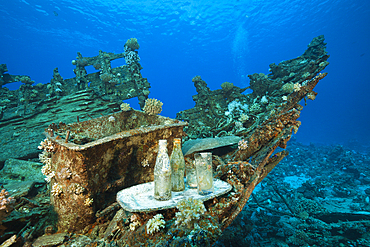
[282,82,294,94]
[51,183,62,197]
[143,98,163,115]
[0,189,15,223]
[120,103,131,111]
[146,214,165,234]
[175,198,206,229]
[125,38,140,51]
[238,139,248,150]
[38,138,55,153]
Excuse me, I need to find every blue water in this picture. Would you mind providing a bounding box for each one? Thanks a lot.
[0,0,369,146]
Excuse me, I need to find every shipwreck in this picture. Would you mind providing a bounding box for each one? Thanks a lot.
[0,35,329,246]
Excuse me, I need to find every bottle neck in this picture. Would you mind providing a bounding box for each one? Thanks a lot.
[158,140,168,153]
[173,138,181,149]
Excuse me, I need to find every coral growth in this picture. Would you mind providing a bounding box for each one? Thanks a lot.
[124,38,140,51]
[38,138,55,153]
[84,198,93,206]
[175,198,206,229]
[225,100,248,117]
[129,214,142,231]
[238,139,248,150]
[51,183,62,197]
[281,82,294,94]
[14,75,34,85]
[0,189,15,223]
[124,51,140,65]
[108,116,115,122]
[39,148,55,183]
[100,73,113,83]
[57,167,72,180]
[238,113,249,123]
[41,163,55,183]
[221,81,234,92]
[293,82,302,92]
[143,98,163,115]
[120,103,131,111]
[146,214,165,234]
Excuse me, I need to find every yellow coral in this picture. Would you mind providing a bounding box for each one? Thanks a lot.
[84,197,93,206]
[120,103,131,111]
[51,183,62,197]
[143,98,163,115]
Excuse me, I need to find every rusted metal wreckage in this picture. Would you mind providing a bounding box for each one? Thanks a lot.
[39,35,328,246]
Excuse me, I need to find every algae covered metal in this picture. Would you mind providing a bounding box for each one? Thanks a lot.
[44,110,187,231]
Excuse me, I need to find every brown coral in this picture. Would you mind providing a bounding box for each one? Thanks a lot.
[143,98,163,115]
[0,189,15,223]
[125,38,140,51]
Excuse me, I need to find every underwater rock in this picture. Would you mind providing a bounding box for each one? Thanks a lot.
[32,233,68,247]
[0,158,44,184]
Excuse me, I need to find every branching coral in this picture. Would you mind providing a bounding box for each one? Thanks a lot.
[293,82,302,92]
[175,198,206,229]
[143,98,163,115]
[0,189,15,223]
[39,148,55,183]
[146,214,165,234]
[38,138,55,153]
[84,198,93,206]
[0,189,15,226]
[238,139,248,150]
[51,183,63,197]
[120,103,131,111]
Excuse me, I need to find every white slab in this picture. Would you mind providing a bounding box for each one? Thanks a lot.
[116,179,232,212]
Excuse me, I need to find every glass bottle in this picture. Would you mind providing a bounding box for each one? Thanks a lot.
[170,138,185,192]
[154,140,172,201]
[194,152,214,195]
[186,160,198,189]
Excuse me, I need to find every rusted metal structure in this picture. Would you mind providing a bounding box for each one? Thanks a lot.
[44,110,187,231]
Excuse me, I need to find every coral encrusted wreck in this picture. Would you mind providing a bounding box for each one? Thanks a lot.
[0,36,329,247]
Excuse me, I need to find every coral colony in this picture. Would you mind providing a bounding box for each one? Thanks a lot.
[0,36,335,246]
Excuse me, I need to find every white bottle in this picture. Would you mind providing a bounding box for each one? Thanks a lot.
[154,140,172,201]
